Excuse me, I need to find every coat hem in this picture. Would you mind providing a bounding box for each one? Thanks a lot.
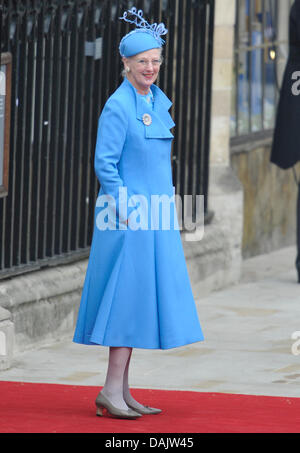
[72,335,204,350]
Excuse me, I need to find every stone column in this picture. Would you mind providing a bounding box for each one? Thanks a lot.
[0,307,14,371]
[210,0,235,167]
[207,0,244,286]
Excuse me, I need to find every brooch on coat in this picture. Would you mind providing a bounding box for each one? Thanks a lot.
[142,113,152,126]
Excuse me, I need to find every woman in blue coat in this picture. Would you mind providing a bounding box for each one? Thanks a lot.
[73,7,204,420]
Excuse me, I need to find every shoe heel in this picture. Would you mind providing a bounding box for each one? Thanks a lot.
[96,404,104,416]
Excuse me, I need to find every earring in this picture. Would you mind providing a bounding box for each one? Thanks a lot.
[125,67,130,73]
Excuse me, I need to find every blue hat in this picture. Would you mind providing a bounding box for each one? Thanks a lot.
[119,7,168,58]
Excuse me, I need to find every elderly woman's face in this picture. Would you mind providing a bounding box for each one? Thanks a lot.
[123,48,162,94]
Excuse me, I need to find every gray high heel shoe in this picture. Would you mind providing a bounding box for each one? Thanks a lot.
[126,402,162,415]
[95,392,142,419]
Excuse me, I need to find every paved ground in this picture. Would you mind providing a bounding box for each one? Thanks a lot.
[1,245,300,399]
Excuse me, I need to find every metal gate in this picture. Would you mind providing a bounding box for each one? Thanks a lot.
[0,0,214,279]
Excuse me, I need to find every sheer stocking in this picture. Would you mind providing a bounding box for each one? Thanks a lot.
[101,346,131,410]
[122,348,146,411]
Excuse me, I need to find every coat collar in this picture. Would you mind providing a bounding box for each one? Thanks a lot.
[121,77,175,139]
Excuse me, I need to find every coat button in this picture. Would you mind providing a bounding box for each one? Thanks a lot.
[142,113,152,126]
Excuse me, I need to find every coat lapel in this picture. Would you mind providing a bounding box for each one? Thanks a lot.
[122,77,175,139]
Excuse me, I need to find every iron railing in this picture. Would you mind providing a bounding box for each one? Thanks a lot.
[0,0,214,279]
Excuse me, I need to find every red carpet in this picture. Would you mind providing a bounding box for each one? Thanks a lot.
[0,381,300,433]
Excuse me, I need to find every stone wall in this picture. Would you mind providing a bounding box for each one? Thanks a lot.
[0,262,86,361]
[231,140,300,259]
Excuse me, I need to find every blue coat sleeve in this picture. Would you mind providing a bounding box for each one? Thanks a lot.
[94,96,128,202]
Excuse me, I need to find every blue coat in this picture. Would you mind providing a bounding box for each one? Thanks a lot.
[73,76,204,349]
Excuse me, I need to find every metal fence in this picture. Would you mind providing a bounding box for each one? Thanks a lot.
[0,0,214,280]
